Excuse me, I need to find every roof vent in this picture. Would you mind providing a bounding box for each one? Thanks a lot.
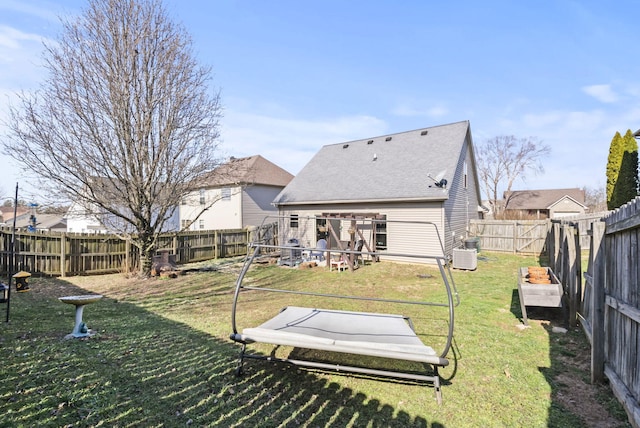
[367,140,374,144]
[421,130,428,136]
[385,137,392,141]
[343,144,349,149]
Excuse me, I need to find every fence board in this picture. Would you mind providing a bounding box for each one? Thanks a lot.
[469,220,548,254]
[0,225,274,277]
[593,197,640,427]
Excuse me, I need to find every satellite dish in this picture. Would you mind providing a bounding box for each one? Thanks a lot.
[427,170,448,188]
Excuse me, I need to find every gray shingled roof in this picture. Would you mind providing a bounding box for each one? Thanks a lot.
[274,121,470,205]
[505,188,587,210]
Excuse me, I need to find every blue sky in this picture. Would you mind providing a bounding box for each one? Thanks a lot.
[2,0,640,203]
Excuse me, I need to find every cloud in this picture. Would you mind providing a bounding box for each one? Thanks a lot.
[0,25,52,88]
[0,1,60,22]
[582,84,619,103]
[474,105,631,192]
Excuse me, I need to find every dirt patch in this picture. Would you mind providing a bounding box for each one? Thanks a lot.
[554,372,625,427]
[549,326,630,428]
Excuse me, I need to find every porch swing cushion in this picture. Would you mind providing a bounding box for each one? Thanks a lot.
[235,306,448,366]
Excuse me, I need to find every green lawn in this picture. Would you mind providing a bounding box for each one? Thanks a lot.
[0,253,630,427]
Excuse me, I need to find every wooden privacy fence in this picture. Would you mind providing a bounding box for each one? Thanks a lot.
[547,221,582,328]
[477,212,639,426]
[579,199,640,428]
[556,212,609,249]
[468,220,549,254]
[0,224,278,277]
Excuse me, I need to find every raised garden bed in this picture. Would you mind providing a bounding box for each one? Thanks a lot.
[517,266,565,325]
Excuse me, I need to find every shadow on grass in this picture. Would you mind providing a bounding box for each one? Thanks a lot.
[1,278,445,427]
[509,287,630,427]
[509,289,566,327]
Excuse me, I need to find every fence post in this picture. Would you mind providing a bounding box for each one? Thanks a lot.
[513,222,517,254]
[573,223,583,315]
[214,230,219,259]
[565,224,578,327]
[60,233,66,278]
[125,239,131,273]
[172,236,178,258]
[591,221,606,383]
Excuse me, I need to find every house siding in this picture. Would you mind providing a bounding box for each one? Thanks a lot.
[443,133,482,254]
[180,185,243,230]
[278,202,445,263]
[549,198,586,218]
[242,185,281,228]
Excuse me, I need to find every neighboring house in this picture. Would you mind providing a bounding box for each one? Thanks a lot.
[503,188,588,219]
[0,206,30,224]
[65,201,110,233]
[14,213,67,232]
[272,120,484,261]
[66,199,181,234]
[180,155,294,231]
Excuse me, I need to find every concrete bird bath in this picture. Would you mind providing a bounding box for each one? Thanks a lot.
[59,295,103,338]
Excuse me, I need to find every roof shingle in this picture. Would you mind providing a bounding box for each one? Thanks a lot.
[274,121,470,205]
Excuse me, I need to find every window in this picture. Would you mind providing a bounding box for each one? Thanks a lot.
[290,214,299,228]
[374,216,387,250]
[181,219,192,229]
[221,187,231,201]
[199,219,205,230]
[316,218,327,241]
[199,189,206,205]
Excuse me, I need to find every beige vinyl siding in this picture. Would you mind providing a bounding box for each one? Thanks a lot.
[242,185,281,228]
[549,197,586,218]
[279,202,445,264]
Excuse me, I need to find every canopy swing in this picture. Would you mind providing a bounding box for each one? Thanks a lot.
[229,216,460,404]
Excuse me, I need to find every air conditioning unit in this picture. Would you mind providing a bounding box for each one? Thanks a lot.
[453,248,477,270]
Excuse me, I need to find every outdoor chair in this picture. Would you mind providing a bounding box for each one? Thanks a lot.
[310,239,327,260]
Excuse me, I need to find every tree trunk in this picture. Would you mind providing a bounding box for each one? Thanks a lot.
[134,232,156,278]
[139,249,154,277]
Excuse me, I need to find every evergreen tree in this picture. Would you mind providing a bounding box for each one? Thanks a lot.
[606,132,624,209]
[607,130,639,210]
[617,130,640,206]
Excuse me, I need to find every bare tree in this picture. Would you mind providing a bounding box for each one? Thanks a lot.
[476,135,551,218]
[583,185,608,213]
[2,0,222,276]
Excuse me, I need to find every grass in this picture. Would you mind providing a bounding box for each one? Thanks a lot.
[0,252,631,427]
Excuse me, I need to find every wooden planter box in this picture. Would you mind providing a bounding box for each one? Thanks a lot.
[517,267,564,325]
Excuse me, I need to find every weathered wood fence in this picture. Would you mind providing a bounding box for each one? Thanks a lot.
[579,200,640,428]
[475,211,639,426]
[548,202,640,427]
[547,221,582,329]
[469,214,606,255]
[469,219,549,254]
[0,224,278,277]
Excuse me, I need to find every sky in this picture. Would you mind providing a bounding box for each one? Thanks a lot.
[1,0,640,204]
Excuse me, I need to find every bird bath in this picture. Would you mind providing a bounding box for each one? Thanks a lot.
[59,295,103,338]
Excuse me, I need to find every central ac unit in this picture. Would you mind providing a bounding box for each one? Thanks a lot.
[453,248,477,270]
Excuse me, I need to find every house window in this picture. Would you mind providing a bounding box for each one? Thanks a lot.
[316,218,327,241]
[199,189,206,205]
[374,216,387,250]
[199,219,205,230]
[290,214,299,228]
[221,187,231,201]
[181,219,192,229]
